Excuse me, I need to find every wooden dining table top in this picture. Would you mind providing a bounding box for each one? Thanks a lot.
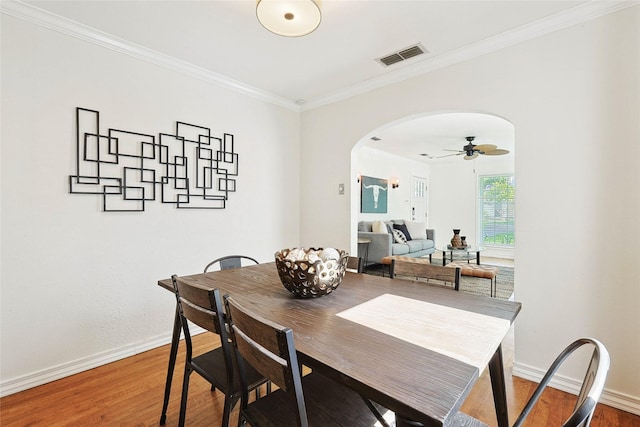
[158,262,521,427]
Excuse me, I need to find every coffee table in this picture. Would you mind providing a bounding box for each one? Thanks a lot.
[438,245,484,266]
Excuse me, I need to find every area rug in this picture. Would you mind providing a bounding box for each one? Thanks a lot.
[364,261,514,300]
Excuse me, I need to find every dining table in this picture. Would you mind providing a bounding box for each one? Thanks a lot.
[157,262,521,427]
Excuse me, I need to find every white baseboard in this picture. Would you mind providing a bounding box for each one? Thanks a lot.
[0,326,206,398]
[513,362,640,416]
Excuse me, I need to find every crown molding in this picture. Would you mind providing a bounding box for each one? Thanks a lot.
[2,0,637,113]
[301,0,640,111]
[0,0,300,112]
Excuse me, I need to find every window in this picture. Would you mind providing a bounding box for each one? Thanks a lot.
[478,175,515,247]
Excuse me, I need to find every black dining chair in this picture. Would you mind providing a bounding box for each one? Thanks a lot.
[171,275,269,427]
[224,295,392,427]
[398,338,610,427]
[511,338,610,427]
[390,258,461,291]
[203,255,259,273]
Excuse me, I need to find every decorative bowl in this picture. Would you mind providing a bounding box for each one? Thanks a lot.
[274,248,349,298]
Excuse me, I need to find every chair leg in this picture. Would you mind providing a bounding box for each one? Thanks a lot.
[160,307,182,425]
[222,396,234,427]
[361,396,391,427]
[251,382,270,400]
[396,414,424,426]
[178,367,192,427]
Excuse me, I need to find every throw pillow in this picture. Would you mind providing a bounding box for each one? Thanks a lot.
[393,223,413,241]
[392,229,408,244]
[358,221,372,232]
[405,221,427,240]
[372,220,388,234]
[385,223,394,234]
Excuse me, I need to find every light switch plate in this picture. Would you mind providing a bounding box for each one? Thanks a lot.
[338,183,345,195]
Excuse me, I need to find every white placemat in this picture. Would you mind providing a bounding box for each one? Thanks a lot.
[336,293,510,370]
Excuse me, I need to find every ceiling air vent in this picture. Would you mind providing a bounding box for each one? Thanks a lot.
[376,43,428,67]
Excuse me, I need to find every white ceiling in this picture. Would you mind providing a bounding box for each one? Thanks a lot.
[369,112,515,163]
[10,0,630,160]
[21,0,596,106]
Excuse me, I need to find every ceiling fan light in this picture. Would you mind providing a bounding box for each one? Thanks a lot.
[257,0,321,37]
[464,152,479,160]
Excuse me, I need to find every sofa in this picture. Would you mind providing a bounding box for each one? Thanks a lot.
[357,219,435,266]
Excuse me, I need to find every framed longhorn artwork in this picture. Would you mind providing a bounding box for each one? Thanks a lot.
[360,176,388,213]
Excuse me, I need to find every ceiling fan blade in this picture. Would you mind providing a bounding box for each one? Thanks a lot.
[482,148,510,156]
[442,149,464,152]
[473,144,497,153]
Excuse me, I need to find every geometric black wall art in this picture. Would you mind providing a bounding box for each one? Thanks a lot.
[69,107,238,211]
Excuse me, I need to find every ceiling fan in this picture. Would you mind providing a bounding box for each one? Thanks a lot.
[436,136,510,160]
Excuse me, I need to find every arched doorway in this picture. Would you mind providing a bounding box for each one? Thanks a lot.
[350,111,515,263]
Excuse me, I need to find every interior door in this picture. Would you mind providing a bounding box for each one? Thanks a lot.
[410,176,428,223]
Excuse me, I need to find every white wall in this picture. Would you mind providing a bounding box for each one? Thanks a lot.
[356,146,430,223]
[0,15,300,394]
[301,6,640,412]
[429,151,514,257]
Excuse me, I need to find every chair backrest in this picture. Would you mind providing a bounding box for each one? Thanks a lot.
[390,259,461,291]
[204,255,259,273]
[346,256,364,273]
[513,338,610,427]
[171,275,232,361]
[225,295,308,426]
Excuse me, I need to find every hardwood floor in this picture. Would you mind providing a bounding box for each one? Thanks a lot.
[1,332,638,426]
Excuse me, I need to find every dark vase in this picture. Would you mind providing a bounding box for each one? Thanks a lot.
[451,229,462,248]
[461,236,468,247]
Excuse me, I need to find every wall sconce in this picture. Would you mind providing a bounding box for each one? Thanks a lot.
[391,178,400,189]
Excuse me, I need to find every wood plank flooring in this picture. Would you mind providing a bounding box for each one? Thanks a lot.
[1,331,638,426]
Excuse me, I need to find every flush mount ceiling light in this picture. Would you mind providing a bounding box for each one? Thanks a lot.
[256,0,321,37]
